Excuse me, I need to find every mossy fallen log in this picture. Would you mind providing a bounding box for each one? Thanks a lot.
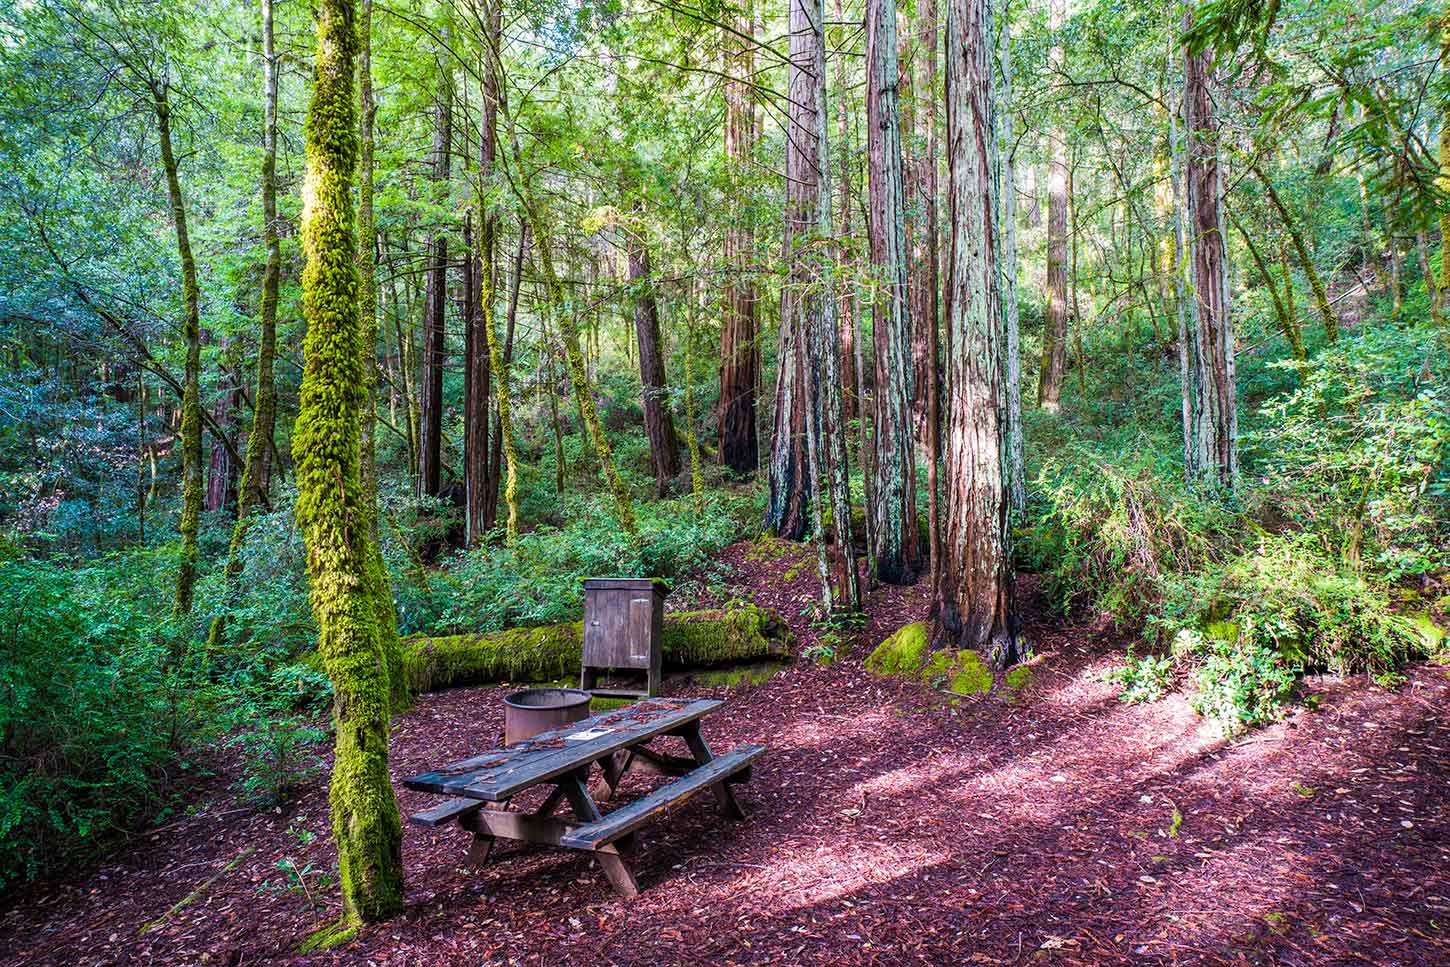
[302,605,792,696]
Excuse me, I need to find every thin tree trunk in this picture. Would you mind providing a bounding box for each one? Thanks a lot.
[137,375,147,542]
[1037,0,1068,413]
[465,10,499,546]
[152,83,203,618]
[629,231,682,494]
[995,0,1023,515]
[294,0,404,928]
[1178,9,1237,489]
[1253,160,1338,343]
[766,0,817,541]
[417,71,452,499]
[487,221,526,531]
[938,0,1017,669]
[1231,211,1304,360]
[867,0,921,586]
[1417,228,1442,327]
[833,0,858,422]
[719,3,759,475]
[512,147,637,532]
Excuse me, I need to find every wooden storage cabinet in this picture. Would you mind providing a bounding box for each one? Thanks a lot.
[580,578,667,697]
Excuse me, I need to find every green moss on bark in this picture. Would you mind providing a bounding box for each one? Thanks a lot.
[299,605,792,696]
[293,0,404,927]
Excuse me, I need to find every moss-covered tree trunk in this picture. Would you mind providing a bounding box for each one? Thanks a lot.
[357,0,406,713]
[866,0,922,587]
[938,0,1019,671]
[1231,211,1304,360]
[486,221,526,530]
[508,132,636,533]
[294,0,404,929]
[1253,161,1338,343]
[151,84,203,618]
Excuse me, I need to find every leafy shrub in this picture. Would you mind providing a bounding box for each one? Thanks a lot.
[1187,635,1299,734]
[0,550,196,888]
[225,700,327,807]
[1104,651,1173,704]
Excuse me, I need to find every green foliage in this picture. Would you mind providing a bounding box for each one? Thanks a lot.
[0,550,201,888]
[1188,636,1299,734]
[224,700,327,807]
[1104,651,1173,704]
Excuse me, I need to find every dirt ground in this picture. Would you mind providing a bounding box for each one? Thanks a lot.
[3,540,1447,966]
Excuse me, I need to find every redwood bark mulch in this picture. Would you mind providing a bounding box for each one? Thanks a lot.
[2,540,1447,966]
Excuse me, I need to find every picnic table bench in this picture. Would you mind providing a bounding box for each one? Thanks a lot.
[403,697,763,896]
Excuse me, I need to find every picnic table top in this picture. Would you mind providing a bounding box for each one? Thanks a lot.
[403,697,722,802]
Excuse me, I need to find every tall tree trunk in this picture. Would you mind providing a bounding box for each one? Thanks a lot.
[1036,0,1068,413]
[995,0,1024,514]
[1177,14,1237,489]
[833,0,858,423]
[867,0,921,586]
[766,0,817,541]
[294,0,404,929]
[465,8,499,546]
[719,3,759,475]
[1417,228,1442,327]
[152,84,203,618]
[205,355,239,514]
[356,0,405,711]
[938,0,1017,669]
[629,232,682,494]
[1253,161,1338,343]
[417,71,452,499]
[487,221,526,534]
[801,0,860,613]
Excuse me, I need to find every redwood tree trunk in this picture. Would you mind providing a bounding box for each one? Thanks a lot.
[719,4,759,476]
[937,0,1018,670]
[1177,17,1237,488]
[629,233,682,494]
[867,0,921,585]
[417,76,451,499]
[1037,0,1068,413]
[765,0,817,541]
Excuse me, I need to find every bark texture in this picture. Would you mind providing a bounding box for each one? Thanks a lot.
[867,0,921,586]
[1176,23,1237,489]
[417,71,451,499]
[294,0,405,928]
[765,0,817,541]
[938,0,1018,670]
[1037,0,1069,413]
[629,234,682,494]
[719,5,759,476]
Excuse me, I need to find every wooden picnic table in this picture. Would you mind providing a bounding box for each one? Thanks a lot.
[403,697,763,896]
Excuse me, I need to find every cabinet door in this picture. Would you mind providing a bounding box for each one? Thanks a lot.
[627,594,653,663]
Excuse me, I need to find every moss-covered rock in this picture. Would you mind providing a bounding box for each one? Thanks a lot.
[865,622,931,676]
[301,604,793,697]
[866,622,993,695]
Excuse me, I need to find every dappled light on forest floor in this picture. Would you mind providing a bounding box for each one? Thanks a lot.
[1,543,1446,966]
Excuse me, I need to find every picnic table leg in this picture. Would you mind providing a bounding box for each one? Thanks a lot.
[680,721,745,820]
[460,801,508,869]
[559,769,640,897]
[590,749,635,802]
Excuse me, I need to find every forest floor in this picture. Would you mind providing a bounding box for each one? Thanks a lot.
[2,540,1448,966]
